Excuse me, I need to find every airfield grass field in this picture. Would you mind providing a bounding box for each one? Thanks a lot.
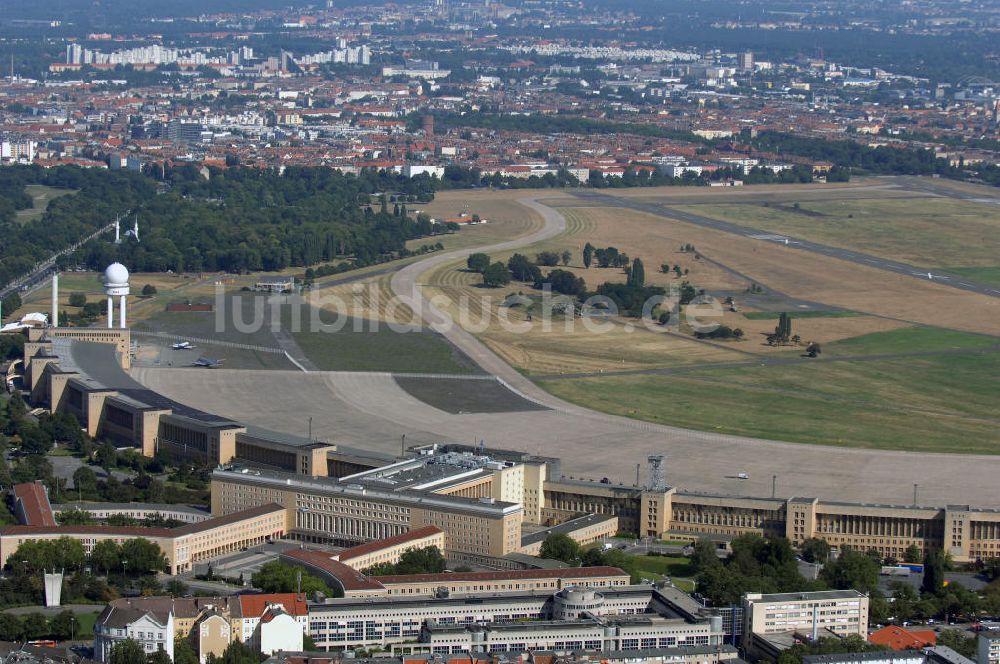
[20,183,1000,453]
[941,266,1000,289]
[539,328,1000,453]
[283,305,481,374]
[670,197,1000,268]
[408,188,1000,452]
[14,184,77,224]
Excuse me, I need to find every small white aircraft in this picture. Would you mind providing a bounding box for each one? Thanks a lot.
[171,341,194,350]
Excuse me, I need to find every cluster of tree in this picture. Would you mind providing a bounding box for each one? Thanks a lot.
[0,535,165,605]
[584,244,630,269]
[539,533,584,565]
[363,546,448,576]
[439,164,584,190]
[64,165,457,274]
[502,253,586,297]
[0,610,87,642]
[767,312,800,345]
[746,132,959,177]
[536,250,572,267]
[660,263,690,278]
[70,456,208,506]
[0,165,461,291]
[250,561,336,597]
[56,508,183,529]
[693,324,744,340]
[777,635,887,664]
[8,535,167,576]
[0,165,156,289]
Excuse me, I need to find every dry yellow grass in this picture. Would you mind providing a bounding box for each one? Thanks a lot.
[722,312,910,351]
[557,207,1000,337]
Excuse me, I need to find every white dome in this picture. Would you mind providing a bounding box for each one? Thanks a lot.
[104,262,130,285]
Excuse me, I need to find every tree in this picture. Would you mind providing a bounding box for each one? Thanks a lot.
[627,258,646,288]
[90,539,121,574]
[481,262,511,288]
[174,640,199,664]
[508,253,541,282]
[466,252,490,273]
[48,610,78,640]
[19,424,53,455]
[209,640,264,664]
[57,508,94,525]
[395,546,447,575]
[678,281,697,305]
[937,629,977,658]
[0,613,24,641]
[806,341,822,358]
[903,544,922,564]
[68,292,87,307]
[166,579,189,596]
[539,533,580,565]
[536,251,560,267]
[73,466,97,496]
[583,242,593,268]
[109,639,148,664]
[120,538,168,574]
[889,580,919,622]
[821,546,880,594]
[560,250,572,266]
[774,313,792,344]
[923,549,946,595]
[251,561,333,596]
[799,538,831,564]
[141,284,157,296]
[148,648,172,664]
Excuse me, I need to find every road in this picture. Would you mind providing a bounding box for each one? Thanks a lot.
[562,190,1000,299]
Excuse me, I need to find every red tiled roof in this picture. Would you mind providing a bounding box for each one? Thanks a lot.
[869,625,937,651]
[239,593,308,618]
[280,549,385,592]
[375,566,629,585]
[12,482,57,527]
[337,526,443,562]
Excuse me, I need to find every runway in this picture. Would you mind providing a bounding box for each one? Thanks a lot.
[133,188,1000,508]
[562,188,1000,299]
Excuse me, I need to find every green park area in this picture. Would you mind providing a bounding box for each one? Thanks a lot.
[14,185,78,224]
